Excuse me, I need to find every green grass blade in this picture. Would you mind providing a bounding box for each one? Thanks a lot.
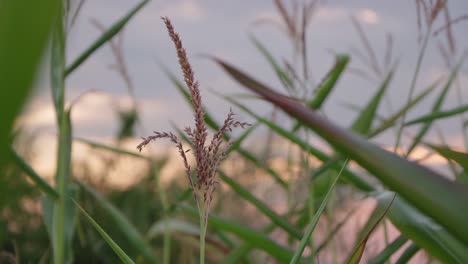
[250,35,294,90]
[53,111,73,264]
[43,184,79,264]
[219,171,302,239]
[180,205,300,263]
[9,147,59,200]
[147,219,199,239]
[74,200,136,264]
[65,0,149,76]
[81,184,159,264]
[407,56,466,155]
[369,78,439,137]
[223,96,374,192]
[215,58,468,246]
[75,137,153,161]
[345,194,395,264]
[395,243,420,264]
[308,54,349,110]
[0,0,59,169]
[351,71,393,135]
[405,104,468,126]
[289,160,347,264]
[292,55,349,132]
[369,235,408,264]
[376,192,468,263]
[425,143,468,172]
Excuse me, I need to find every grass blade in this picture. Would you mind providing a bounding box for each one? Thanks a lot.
[405,104,468,126]
[395,243,420,264]
[425,143,468,172]
[369,235,408,264]
[180,205,300,263]
[81,184,159,264]
[376,192,468,263]
[75,137,153,161]
[406,56,466,155]
[250,35,294,90]
[223,96,374,192]
[308,54,349,110]
[53,110,73,264]
[65,0,149,76]
[292,55,349,132]
[42,183,79,264]
[351,71,393,135]
[289,160,347,264]
[9,147,59,200]
[369,78,439,137]
[0,0,59,169]
[215,57,468,246]
[74,200,136,264]
[219,171,302,239]
[345,194,395,264]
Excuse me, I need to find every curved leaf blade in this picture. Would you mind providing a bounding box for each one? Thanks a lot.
[215,58,468,247]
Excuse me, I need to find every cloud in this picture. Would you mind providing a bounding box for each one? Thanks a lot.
[252,6,381,27]
[17,93,167,128]
[159,0,205,22]
[356,8,380,25]
[317,6,380,25]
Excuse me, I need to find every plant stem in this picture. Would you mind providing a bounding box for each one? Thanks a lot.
[199,204,207,264]
[394,24,432,154]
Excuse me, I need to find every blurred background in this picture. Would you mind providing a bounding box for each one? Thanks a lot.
[2,0,468,263]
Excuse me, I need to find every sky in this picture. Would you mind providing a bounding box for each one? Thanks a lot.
[21,0,468,176]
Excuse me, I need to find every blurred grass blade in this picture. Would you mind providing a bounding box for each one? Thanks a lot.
[43,184,79,264]
[290,160,347,264]
[147,219,199,239]
[74,200,136,264]
[369,235,408,264]
[351,71,393,135]
[9,147,59,199]
[395,243,420,264]
[369,78,439,137]
[181,205,300,263]
[81,184,159,264]
[219,171,302,239]
[376,192,468,263]
[292,55,349,132]
[425,143,468,172]
[65,0,149,76]
[215,57,468,246]
[250,35,294,90]
[405,104,468,126]
[308,54,349,110]
[314,208,357,255]
[53,109,74,264]
[406,56,466,155]
[345,194,395,264]
[223,96,374,192]
[50,12,66,121]
[226,122,259,154]
[0,0,60,169]
[75,137,153,161]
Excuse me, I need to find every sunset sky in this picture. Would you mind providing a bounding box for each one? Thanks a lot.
[22,0,468,176]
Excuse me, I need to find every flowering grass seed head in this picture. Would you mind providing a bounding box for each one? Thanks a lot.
[137,17,250,211]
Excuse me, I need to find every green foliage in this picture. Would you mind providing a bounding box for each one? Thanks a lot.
[3,1,468,263]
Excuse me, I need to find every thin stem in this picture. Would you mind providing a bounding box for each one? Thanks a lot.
[394,24,432,154]
[199,204,207,264]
